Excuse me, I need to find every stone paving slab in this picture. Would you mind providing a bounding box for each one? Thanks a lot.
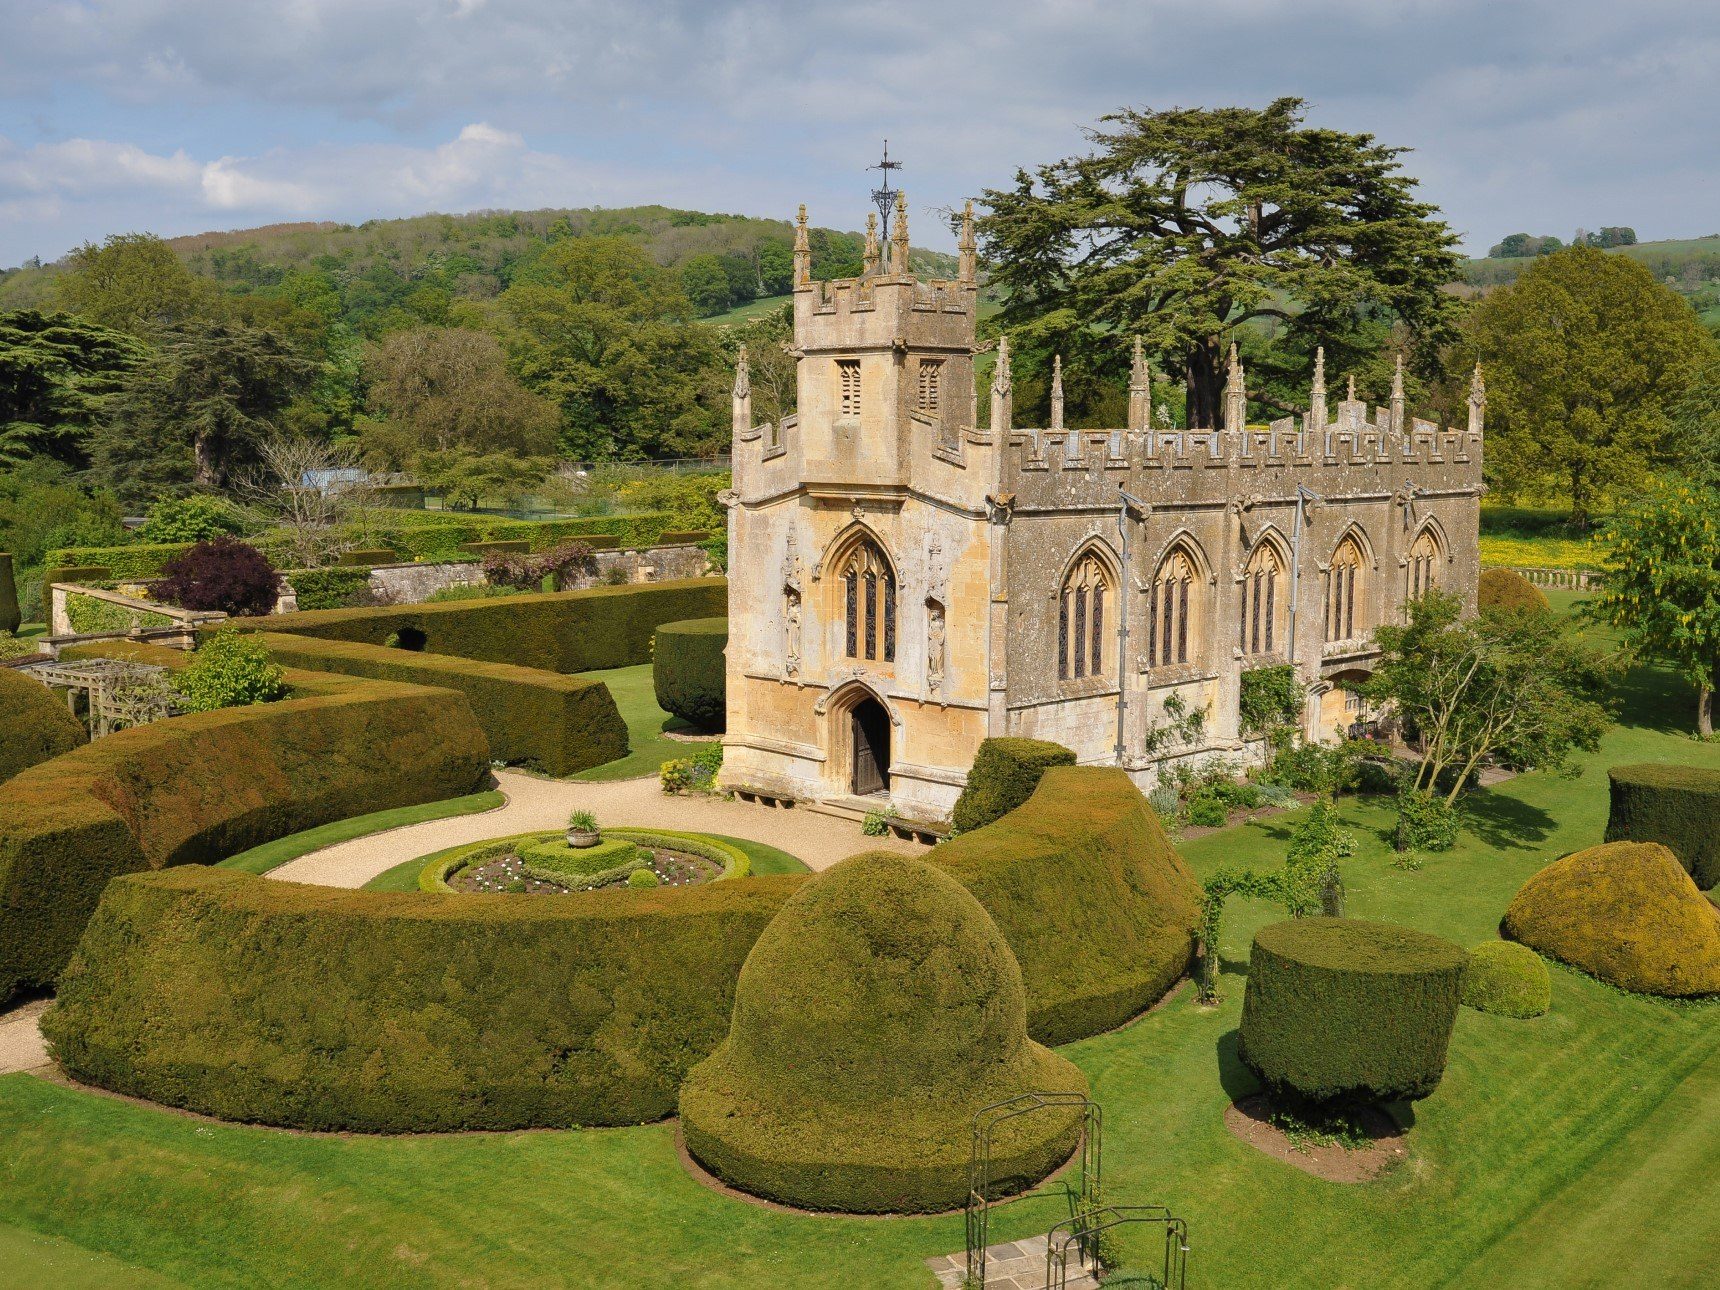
[926,1234,1099,1289]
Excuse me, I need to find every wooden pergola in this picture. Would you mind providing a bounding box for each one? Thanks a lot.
[18,658,183,738]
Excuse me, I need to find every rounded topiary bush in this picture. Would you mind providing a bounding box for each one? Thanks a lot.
[951,736,1077,834]
[0,666,87,784]
[1478,567,1550,614]
[652,617,727,732]
[1461,941,1550,1018]
[1238,918,1467,1104]
[1502,841,1720,997]
[1606,763,1720,890]
[679,853,1087,1213]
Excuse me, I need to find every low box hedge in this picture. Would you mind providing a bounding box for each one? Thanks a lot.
[232,577,728,674]
[285,567,373,611]
[1238,917,1467,1104]
[245,631,627,776]
[0,645,490,1003]
[653,617,727,732]
[951,737,1077,834]
[47,542,193,583]
[890,764,1202,1044]
[42,565,112,608]
[45,865,802,1131]
[520,835,641,876]
[337,548,396,568]
[1606,763,1720,889]
[656,530,708,546]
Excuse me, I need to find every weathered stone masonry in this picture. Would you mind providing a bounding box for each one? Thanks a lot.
[719,195,1482,825]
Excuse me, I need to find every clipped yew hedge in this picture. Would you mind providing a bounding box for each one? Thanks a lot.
[0,667,86,784]
[0,652,489,1003]
[1478,567,1551,614]
[46,866,801,1131]
[247,631,626,776]
[679,854,1085,1212]
[234,577,727,674]
[951,737,1077,834]
[894,764,1202,1044]
[1238,918,1467,1104]
[0,553,19,633]
[1503,841,1720,996]
[1606,763,1720,890]
[653,617,727,732]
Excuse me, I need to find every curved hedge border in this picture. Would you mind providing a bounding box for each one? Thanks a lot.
[231,577,727,675]
[47,766,1198,1131]
[1606,763,1720,890]
[0,641,490,1003]
[46,866,801,1131]
[247,631,626,776]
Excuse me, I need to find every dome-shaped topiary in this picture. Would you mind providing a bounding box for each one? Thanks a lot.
[679,853,1086,1213]
[652,617,727,732]
[1502,841,1720,997]
[1238,917,1466,1104]
[1478,568,1550,614]
[0,667,86,784]
[1461,941,1550,1018]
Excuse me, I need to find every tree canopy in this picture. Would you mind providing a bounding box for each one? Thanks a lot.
[0,310,143,468]
[1465,245,1714,523]
[979,97,1464,427]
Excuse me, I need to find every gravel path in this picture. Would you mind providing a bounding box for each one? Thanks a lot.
[0,999,50,1075]
[266,770,920,888]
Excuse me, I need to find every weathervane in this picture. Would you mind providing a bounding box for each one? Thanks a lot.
[868,140,903,244]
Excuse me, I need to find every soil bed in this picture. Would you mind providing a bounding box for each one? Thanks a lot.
[452,845,721,894]
[1223,1093,1407,1183]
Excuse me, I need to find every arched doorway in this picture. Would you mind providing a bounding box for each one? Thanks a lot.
[849,697,892,797]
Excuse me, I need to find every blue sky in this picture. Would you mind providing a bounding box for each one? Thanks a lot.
[1,0,1716,266]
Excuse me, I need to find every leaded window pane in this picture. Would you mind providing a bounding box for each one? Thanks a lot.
[883,573,896,662]
[1091,584,1104,677]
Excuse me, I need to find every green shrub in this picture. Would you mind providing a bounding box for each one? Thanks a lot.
[924,765,1202,1044]
[139,495,244,543]
[1237,917,1467,1104]
[628,867,661,889]
[1185,793,1229,828]
[337,548,396,568]
[1502,841,1720,997]
[176,631,287,712]
[951,737,1077,833]
[660,743,722,794]
[1606,763,1720,889]
[421,583,521,603]
[1393,789,1458,852]
[652,617,727,731]
[0,646,490,1002]
[234,577,727,674]
[1478,567,1551,614]
[66,592,173,635]
[286,567,373,611]
[0,668,86,784]
[679,854,1086,1213]
[1239,664,1304,739]
[245,631,626,776]
[45,864,799,1130]
[1262,740,1363,796]
[0,553,19,634]
[1462,941,1551,1018]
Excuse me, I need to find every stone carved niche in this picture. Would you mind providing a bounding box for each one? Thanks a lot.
[782,531,803,679]
[923,535,948,695]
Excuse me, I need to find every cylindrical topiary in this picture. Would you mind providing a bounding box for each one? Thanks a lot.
[1606,763,1720,890]
[1503,841,1720,997]
[0,667,87,784]
[1461,941,1550,1018]
[653,616,727,732]
[0,553,20,634]
[1238,917,1466,1104]
[1478,567,1550,614]
[679,853,1087,1213]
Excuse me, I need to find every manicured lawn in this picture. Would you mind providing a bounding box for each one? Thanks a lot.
[570,662,708,782]
[217,790,507,875]
[2,591,1716,1286]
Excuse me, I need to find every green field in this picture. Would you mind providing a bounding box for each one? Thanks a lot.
[2,591,1717,1287]
[697,293,792,325]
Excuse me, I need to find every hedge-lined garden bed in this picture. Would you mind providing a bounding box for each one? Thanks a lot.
[247,632,626,776]
[0,648,489,1003]
[235,578,727,674]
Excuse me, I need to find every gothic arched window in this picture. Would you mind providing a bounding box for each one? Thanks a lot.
[840,539,896,664]
[1057,551,1112,680]
[1239,541,1285,656]
[1147,545,1202,668]
[1408,528,1442,600]
[1326,535,1367,643]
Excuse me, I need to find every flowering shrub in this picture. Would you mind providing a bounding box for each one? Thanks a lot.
[481,541,594,591]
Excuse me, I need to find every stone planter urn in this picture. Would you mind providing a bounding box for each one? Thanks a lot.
[566,814,601,848]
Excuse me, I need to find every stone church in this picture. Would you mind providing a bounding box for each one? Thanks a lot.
[718,196,1482,826]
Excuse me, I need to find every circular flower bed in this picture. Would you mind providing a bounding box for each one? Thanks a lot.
[419,829,750,895]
